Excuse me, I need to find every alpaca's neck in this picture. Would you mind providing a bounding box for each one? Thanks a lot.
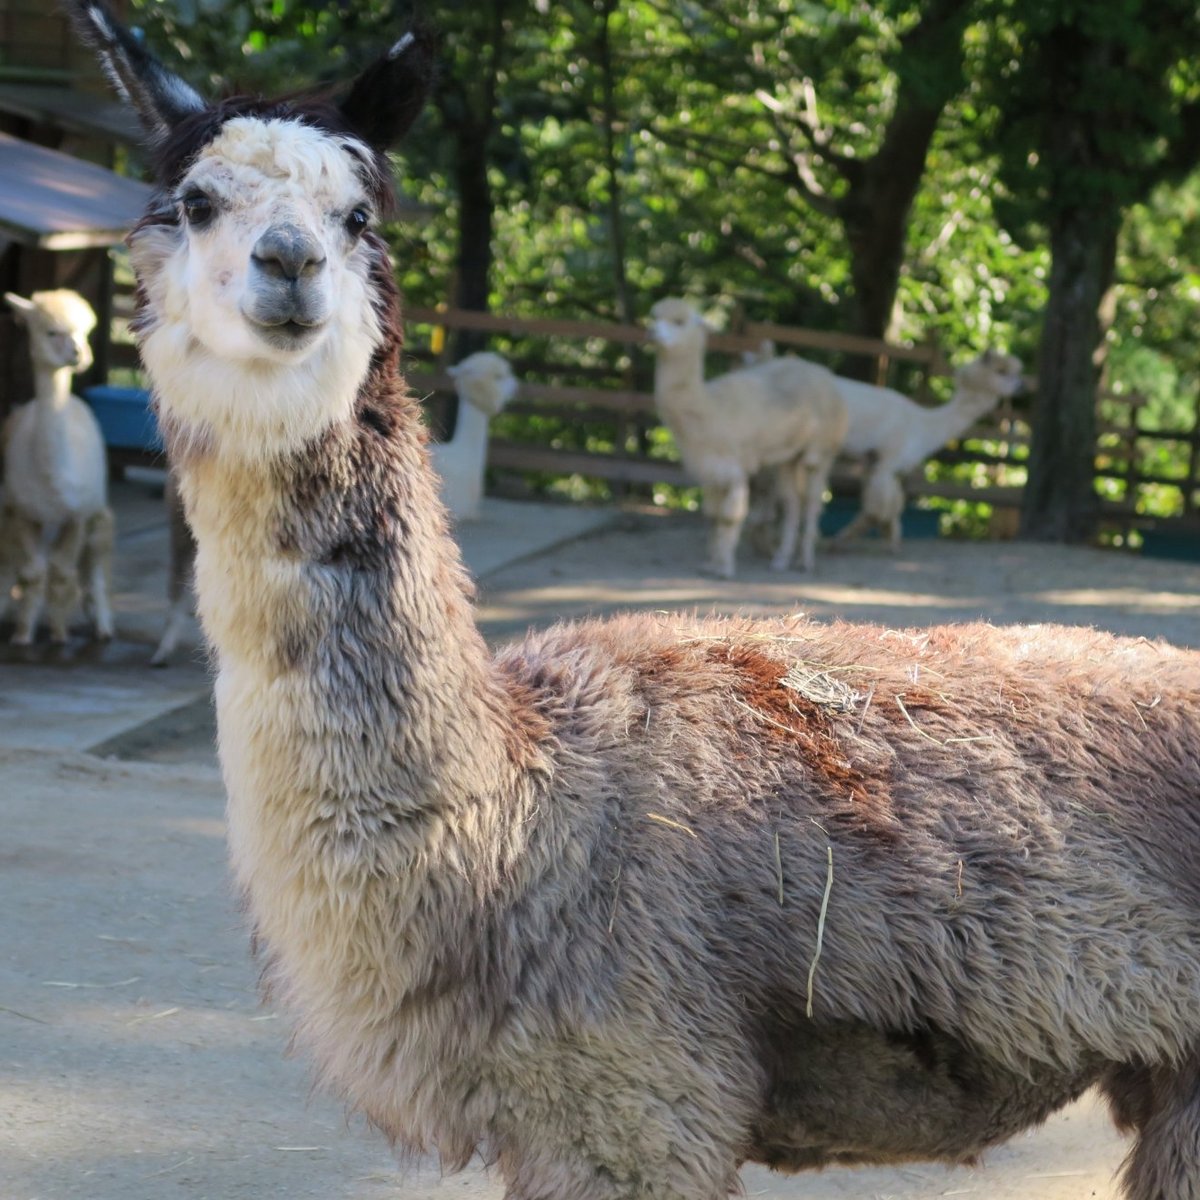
[654,348,708,429]
[33,363,74,409]
[889,390,994,473]
[175,357,518,845]
[446,396,491,466]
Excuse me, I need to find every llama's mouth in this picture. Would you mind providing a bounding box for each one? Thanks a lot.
[244,311,327,352]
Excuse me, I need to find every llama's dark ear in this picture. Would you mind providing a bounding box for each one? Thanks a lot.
[338,27,437,151]
[67,0,207,143]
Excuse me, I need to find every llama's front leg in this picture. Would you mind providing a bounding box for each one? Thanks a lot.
[796,457,830,572]
[769,464,803,571]
[703,478,748,579]
[45,519,86,643]
[1109,1054,1200,1200]
[81,507,116,641]
[11,518,50,645]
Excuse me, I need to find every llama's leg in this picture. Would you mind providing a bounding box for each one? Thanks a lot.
[887,513,903,552]
[833,508,873,543]
[796,457,830,572]
[45,519,86,644]
[11,519,49,645]
[81,507,116,641]
[704,478,749,579]
[769,464,803,571]
[1103,1055,1200,1199]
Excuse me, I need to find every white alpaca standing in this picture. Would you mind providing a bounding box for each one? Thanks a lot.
[1,290,115,644]
[649,298,846,577]
[76,8,1200,1200]
[834,350,1024,548]
[431,351,516,521]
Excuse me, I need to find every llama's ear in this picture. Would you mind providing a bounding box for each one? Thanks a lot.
[338,27,437,151]
[4,292,35,324]
[67,0,207,143]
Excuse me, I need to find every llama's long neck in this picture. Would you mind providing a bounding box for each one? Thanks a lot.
[450,394,492,468]
[911,386,995,460]
[33,360,74,409]
[653,344,708,432]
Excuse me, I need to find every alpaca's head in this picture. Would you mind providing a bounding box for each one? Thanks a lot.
[4,290,97,375]
[648,298,709,356]
[954,350,1024,415]
[71,1,434,459]
[447,351,517,417]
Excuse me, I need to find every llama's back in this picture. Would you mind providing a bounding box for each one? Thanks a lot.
[833,374,922,458]
[492,612,1200,1140]
[697,356,846,470]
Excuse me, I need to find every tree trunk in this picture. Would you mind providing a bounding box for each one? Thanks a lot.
[1020,208,1119,542]
[452,135,494,361]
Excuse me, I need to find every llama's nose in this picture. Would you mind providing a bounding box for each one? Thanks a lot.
[252,225,326,282]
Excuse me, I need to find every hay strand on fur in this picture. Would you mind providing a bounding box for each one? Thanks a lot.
[644,812,698,838]
[806,844,834,1019]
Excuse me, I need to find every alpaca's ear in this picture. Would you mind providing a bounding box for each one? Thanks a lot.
[4,292,35,321]
[338,27,437,151]
[67,0,207,143]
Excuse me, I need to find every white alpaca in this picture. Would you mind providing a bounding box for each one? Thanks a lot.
[1,290,115,644]
[76,9,1200,1200]
[649,298,846,577]
[431,351,516,521]
[834,351,1023,548]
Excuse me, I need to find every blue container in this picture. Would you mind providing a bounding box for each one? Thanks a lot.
[1141,528,1200,562]
[83,386,162,452]
[820,496,941,539]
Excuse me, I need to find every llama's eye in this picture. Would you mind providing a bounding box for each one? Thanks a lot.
[181,192,214,228]
[345,208,370,238]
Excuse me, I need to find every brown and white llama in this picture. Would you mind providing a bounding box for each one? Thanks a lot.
[73,6,1200,1198]
[1,289,115,644]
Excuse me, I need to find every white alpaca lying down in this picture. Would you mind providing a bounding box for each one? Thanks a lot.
[0,290,115,644]
[649,298,847,577]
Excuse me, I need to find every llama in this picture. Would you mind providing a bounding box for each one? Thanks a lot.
[431,350,516,521]
[834,350,1024,549]
[649,298,847,577]
[75,7,1200,1199]
[1,289,115,644]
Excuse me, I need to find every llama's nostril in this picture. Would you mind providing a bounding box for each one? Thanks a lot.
[252,225,326,282]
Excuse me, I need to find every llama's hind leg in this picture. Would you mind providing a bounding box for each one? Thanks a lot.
[45,519,86,643]
[702,478,749,579]
[769,463,803,571]
[11,517,50,645]
[1104,1055,1200,1199]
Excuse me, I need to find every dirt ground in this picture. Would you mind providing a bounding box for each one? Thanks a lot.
[3,487,1199,1200]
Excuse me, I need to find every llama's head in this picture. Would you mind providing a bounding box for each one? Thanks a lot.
[954,349,1025,415]
[4,290,97,375]
[648,298,710,356]
[70,1,435,460]
[447,351,518,417]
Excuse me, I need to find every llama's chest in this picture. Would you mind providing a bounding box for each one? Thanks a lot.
[4,401,107,524]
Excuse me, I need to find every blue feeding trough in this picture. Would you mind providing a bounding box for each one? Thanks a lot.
[83,385,162,452]
[1141,526,1200,563]
[819,496,941,539]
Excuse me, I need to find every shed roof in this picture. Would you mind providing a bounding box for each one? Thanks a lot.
[0,131,152,250]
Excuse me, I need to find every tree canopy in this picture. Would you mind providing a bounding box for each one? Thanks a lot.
[129,0,1200,537]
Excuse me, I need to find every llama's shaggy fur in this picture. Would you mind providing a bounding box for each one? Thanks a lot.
[834,351,1024,549]
[649,299,847,577]
[432,350,516,521]
[1,290,114,644]
[76,6,1200,1198]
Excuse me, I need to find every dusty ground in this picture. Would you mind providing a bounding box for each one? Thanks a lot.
[3,480,1198,1200]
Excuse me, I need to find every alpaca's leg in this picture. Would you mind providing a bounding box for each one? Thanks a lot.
[1104,1054,1200,1200]
[770,463,803,571]
[887,513,903,552]
[45,519,86,644]
[704,478,748,579]
[81,507,116,641]
[833,508,873,543]
[796,457,830,572]
[11,519,49,645]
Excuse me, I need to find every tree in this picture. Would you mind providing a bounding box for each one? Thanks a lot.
[991,0,1200,540]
